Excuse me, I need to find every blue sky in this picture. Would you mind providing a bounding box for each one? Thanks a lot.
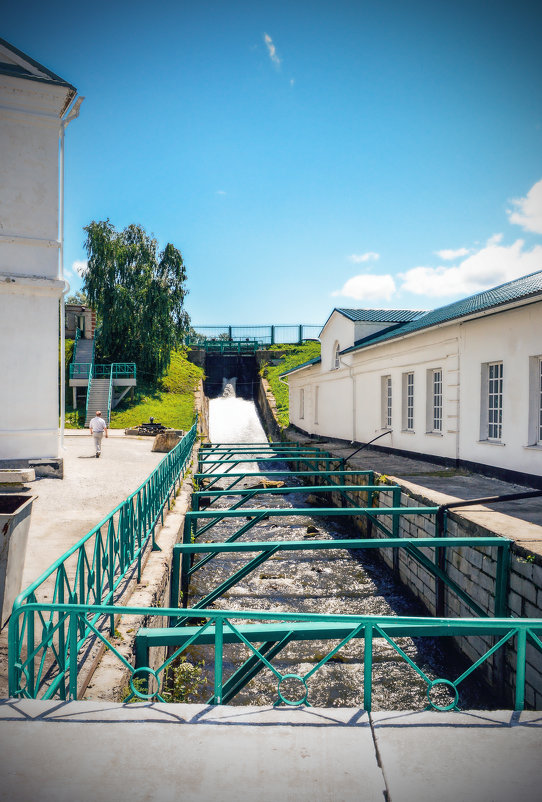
[4,0,542,325]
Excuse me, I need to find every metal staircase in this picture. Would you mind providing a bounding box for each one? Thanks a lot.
[85,376,112,427]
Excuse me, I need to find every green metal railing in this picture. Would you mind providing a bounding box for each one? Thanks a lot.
[8,421,197,700]
[69,362,136,380]
[187,324,321,346]
[84,363,93,423]
[9,603,542,710]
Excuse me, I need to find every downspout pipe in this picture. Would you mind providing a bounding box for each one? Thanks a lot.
[58,95,84,451]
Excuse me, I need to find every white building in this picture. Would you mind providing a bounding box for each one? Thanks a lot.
[282,271,542,485]
[0,38,82,473]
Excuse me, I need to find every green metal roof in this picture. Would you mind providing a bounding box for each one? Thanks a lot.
[335,308,424,323]
[342,270,542,355]
[0,37,76,93]
[279,356,321,378]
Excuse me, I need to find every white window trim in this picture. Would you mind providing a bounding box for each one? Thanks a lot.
[332,342,341,371]
[381,375,392,429]
[426,368,443,434]
[299,388,305,420]
[402,372,415,432]
[480,361,503,442]
[527,355,542,446]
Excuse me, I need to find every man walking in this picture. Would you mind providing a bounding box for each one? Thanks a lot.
[89,410,108,458]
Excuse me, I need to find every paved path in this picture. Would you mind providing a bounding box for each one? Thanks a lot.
[0,433,163,696]
[0,701,540,802]
[286,430,542,533]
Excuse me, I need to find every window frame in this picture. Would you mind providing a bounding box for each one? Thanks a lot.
[299,388,305,420]
[430,368,443,433]
[402,372,415,431]
[487,361,503,441]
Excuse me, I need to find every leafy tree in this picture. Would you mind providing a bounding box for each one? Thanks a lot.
[82,220,189,379]
[65,290,88,305]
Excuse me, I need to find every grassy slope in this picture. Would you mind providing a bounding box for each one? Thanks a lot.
[110,350,203,429]
[262,341,321,427]
[64,348,203,430]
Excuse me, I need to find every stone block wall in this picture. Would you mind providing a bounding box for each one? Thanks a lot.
[286,452,542,708]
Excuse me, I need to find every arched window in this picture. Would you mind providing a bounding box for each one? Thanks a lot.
[333,341,340,370]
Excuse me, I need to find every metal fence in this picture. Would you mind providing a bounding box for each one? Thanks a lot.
[8,603,542,711]
[8,421,197,700]
[187,325,321,346]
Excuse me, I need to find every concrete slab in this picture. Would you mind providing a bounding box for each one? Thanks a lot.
[0,701,385,802]
[372,709,542,802]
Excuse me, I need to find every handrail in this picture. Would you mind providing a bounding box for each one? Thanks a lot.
[9,602,542,710]
[69,363,137,380]
[84,362,93,424]
[106,364,113,424]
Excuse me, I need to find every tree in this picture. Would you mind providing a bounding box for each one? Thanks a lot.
[82,220,189,379]
[65,290,88,305]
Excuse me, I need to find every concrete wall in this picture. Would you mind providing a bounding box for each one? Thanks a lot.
[286,448,542,708]
[0,67,75,461]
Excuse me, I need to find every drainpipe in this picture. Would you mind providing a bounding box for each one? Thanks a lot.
[340,355,356,444]
[58,95,84,451]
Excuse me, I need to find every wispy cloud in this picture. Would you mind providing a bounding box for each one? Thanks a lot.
[263,33,281,67]
[434,247,470,260]
[332,273,396,301]
[73,260,88,276]
[400,235,542,297]
[216,189,227,195]
[348,252,380,263]
[507,178,542,234]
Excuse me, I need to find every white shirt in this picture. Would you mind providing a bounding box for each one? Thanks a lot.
[90,417,107,433]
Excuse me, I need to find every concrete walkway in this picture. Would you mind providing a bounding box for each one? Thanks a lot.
[285,429,542,536]
[0,700,540,802]
[0,433,164,696]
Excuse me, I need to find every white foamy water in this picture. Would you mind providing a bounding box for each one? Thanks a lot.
[209,378,267,444]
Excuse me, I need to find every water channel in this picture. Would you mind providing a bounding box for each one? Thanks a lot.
[186,382,492,710]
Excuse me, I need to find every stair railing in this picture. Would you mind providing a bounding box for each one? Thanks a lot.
[84,363,94,426]
[106,364,113,424]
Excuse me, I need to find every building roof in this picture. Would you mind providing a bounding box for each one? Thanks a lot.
[0,37,76,93]
[342,269,542,355]
[279,355,322,378]
[334,308,425,323]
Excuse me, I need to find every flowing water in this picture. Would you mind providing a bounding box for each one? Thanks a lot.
[188,382,491,709]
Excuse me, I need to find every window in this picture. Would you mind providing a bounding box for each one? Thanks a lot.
[333,342,340,370]
[381,376,392,428]
[314,386,319,425]
[402,372,414,431]
[527,355,542,446]
[299,388,305,419]
[487,362,503,440]
[430,369,443,432]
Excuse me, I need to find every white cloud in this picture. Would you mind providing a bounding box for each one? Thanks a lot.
[434,247,470,260]
[507,178,542,234]
[263,33,281,66]
[290,78,295,87]
[400,238,542,297]
[72,260,88,276]
[332,273,396,301]
[216,189,226,195]
[348,252,380,263]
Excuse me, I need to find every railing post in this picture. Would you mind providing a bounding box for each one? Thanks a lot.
[298,324,303,344]
[392,487,401,574]
[364,623,373,712]
[435,507,446,617]
[495,541,510,617]
[214,618,224,704]
[69,612,79,699]
[58,576,67,700]
[515,628,527,711]
[181,517,192,607]
[271,325,275,345]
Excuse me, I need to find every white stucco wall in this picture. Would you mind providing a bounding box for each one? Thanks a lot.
[459,301,542,475]
[0,70,73,461]
[287,299,542,479]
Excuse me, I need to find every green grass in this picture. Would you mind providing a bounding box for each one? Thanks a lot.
[64,348,203,430]
[261,341,321,427]
[110,350,203,429]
